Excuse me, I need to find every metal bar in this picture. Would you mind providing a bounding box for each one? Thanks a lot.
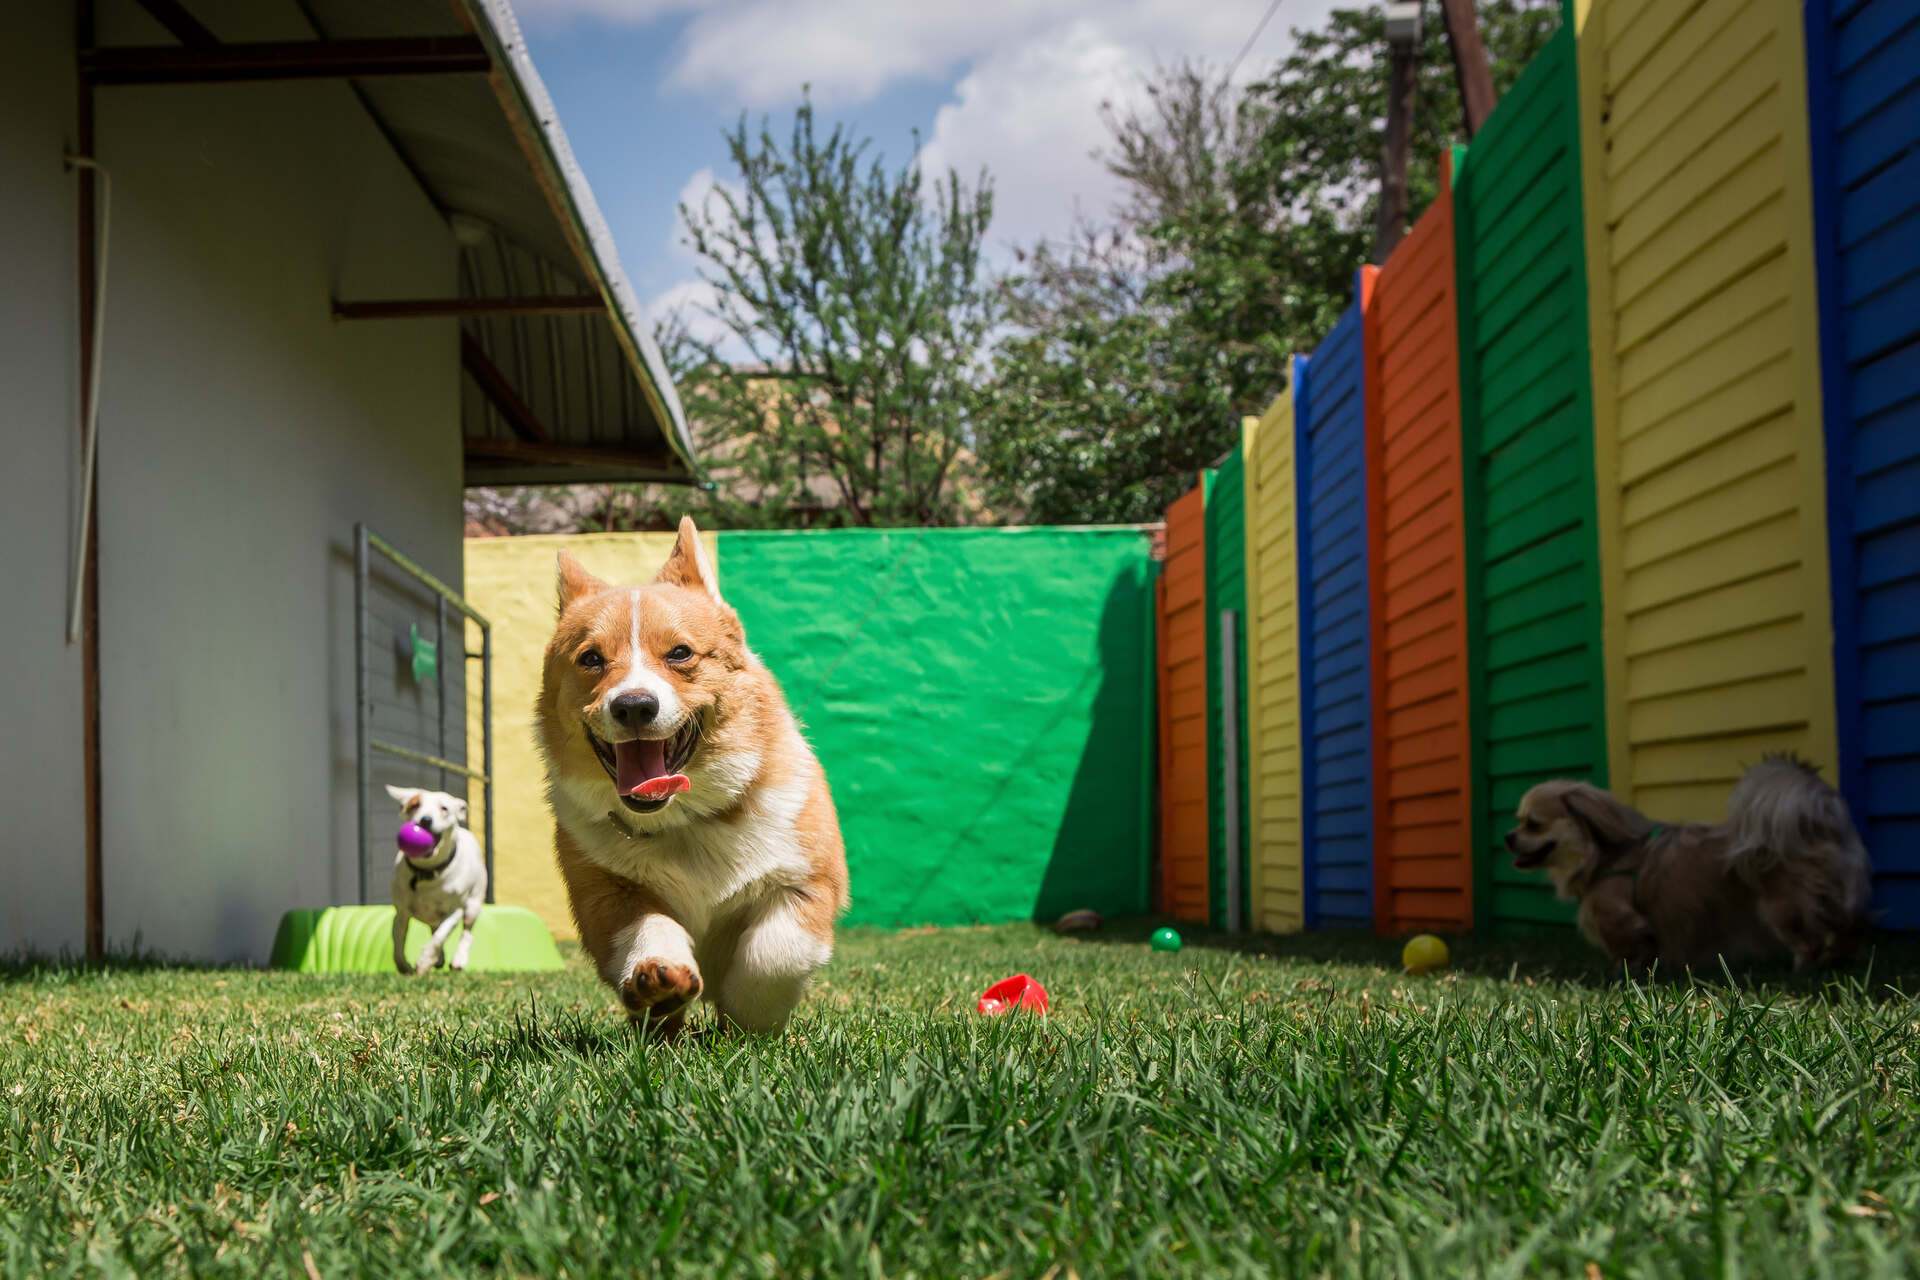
[133,0,218,46]
[462,437,674,473]
[1221,609,1244,934]
[359,525,492,907]
[354,524,370,906]
[435,594,447,791]
[480,621,495,904]
[80,37,490,85]
[333,295,603,320]
[461,330,552,444]
[370,739,488,784]
[363,528,489,626]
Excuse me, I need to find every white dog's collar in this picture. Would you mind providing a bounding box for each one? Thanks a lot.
[407,850,454,889]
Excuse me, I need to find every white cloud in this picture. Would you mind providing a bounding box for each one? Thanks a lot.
[631,0,1345,351]
[517,0,1336,110]
[527,0,1344,257]
[648,167,758,362]
[663,0,1342,109]
[669,0,1077,106]
[509,0,707,29]
[668,167,726,263]
[916,1,1342,254]
[915,21,1134,255]
[646,277,734,350]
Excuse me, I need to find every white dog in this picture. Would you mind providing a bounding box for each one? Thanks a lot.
[385,785,489,975]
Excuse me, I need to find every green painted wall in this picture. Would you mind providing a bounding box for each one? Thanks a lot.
[1453,23,1606,935]
[1204,451,1250,930]
[718,527,1159,928]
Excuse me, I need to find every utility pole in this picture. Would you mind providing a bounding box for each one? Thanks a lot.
[1374,1,1422,263]
[1437,0,1496,138]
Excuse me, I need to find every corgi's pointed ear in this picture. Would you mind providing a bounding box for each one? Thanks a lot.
[555,550,606,614]
[653,515,721,602]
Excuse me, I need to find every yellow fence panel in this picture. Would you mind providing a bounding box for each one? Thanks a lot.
[1574,0,1837,818]
[1242,378,1305,932]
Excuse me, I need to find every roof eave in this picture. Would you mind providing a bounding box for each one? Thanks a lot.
[458,0,704,486]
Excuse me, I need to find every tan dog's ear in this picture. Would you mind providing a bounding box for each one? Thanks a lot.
[1562,788,1651,876]
[556,550,606,615]
[653,515,722,603]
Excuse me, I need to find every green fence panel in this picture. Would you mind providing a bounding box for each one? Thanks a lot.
[718,527,1158,928]
[1453,22,1607,935]
[1204,451,1250,930]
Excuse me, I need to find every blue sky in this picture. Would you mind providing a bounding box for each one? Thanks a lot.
[512,0,1343,344]
[520,15,949,302]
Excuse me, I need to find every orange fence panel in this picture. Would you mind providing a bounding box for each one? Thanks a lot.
[1157,479,1211,921]
[1364,156,1474,935]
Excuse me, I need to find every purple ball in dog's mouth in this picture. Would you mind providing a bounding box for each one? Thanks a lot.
[397,822,437,857]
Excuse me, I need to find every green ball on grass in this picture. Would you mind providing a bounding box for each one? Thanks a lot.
[1150,927,1183,953]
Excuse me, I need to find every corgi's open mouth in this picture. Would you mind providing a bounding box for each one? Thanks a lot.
[587,718,701,813]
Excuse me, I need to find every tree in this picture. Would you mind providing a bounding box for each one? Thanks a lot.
[674,96,997,527]
[974,225,1232,525]
[1227,0,1560,263]
[974,1,1561,525]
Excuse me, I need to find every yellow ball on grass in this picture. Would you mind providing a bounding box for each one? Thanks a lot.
[1402,934,1449,975]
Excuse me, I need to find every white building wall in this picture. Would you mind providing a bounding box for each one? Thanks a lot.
[82,1,462,961]
[0,6,89,959]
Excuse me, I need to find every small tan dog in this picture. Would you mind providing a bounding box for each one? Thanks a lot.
[535,517,849,1034]
[1507,755,1872,976]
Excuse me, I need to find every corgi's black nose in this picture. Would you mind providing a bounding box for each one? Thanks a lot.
[610,691,658,728]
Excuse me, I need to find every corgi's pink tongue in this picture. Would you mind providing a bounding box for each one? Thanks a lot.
[614,738,689,800]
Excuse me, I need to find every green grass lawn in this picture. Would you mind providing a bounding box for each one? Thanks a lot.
[4,922,1919,1278]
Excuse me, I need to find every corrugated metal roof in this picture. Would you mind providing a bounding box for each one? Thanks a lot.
[299,0,699,485]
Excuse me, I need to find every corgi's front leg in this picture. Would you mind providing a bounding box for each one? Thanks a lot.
[608,914,702,1034]
[713,890,834,1034]
[557,826,701,1035]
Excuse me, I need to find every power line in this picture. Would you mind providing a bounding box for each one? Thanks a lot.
[1225,0,1288,83]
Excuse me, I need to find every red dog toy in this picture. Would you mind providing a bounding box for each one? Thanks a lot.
[977,973,1049,1016]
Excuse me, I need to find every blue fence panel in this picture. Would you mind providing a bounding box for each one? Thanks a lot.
[1295,279,1376,929]
[1807,0,1920,928]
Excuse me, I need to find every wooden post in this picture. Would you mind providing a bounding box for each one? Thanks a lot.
[1374,41,1418,262]
[1437,0,1497,138]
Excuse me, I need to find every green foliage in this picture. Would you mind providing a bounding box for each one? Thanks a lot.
[5,927,1920,1275]
[973,227,1233,526]
[675,97,997,528]
[975,1,1562,526]
[1233,0,1562,259]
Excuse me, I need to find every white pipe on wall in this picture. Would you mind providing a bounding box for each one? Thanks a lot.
[66,154,109,646]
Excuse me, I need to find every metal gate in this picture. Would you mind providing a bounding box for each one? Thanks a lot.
[354,523,494,904]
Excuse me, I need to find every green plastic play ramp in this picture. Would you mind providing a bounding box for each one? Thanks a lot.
[269,904,564,973]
